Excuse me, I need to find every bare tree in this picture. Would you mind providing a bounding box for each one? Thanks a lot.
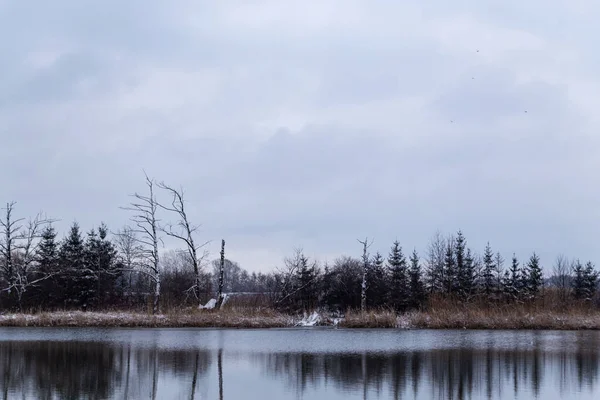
[114,226,144,289]
[553,254,571,305]
[121,174,162,314]
[494,252,505,295]
[357,237,373,312]
[216,239,225,309]
[157,182,209,304]
[0,202,55,310]
[425,231,446,293]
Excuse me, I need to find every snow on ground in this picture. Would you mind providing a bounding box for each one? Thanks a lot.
[199,299,217,310]
[296,311,322,327]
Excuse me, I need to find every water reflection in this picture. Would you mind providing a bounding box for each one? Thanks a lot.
[0,329,598,399]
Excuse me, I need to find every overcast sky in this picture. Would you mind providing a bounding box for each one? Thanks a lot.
[1,1,599,272]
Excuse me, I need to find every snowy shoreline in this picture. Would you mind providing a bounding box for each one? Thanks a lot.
[1,309,600,330]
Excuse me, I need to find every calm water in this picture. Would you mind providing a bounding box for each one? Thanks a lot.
[0,328,599,399]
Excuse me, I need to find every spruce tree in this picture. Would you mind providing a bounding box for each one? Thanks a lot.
[583,262,599,301]
[454,231,466,295]
[572,260,586,300]
[524,252,543,301]
[96,223,119,307]
[443,242,456,295]
[366,252,388,308]
[482,243,495,298]
[59,222,87,309]
[573,261,598,301]
[387,241,409,311]
[409,249,426,309]
[35,225,59,307]
[503,254,521,301]
[459,248,477,300]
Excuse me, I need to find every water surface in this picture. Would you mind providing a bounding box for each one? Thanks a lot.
[0,328,599,399]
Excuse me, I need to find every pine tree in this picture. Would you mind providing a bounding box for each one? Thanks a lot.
[482,243,495,298]
[454,231,466,295]
[366,252,388,308]
[443,241,456,295]
[503,254,521,301]
[572,260,586,300]
[409,249,426,309]
[296,253,319,312]
[524,252,543,301]
[583,262,599,301]
[96,223,119,307]
[459,248,477,300]
[573,261,598,301]
[387,241,409,311]
[34,225,59,307]
[59,222,87,309]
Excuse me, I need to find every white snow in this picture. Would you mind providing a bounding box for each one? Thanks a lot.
[199,298,217,310]
[296,311,322,327]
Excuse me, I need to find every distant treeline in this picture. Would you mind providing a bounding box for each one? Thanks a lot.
[1,200,598,313]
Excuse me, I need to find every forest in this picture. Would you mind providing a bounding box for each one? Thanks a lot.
[1,176,599,317]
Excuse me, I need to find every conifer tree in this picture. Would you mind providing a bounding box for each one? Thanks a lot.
[366,252,388,308]
[524,252,543,301]
[572,260,585,300]
[503,254,521,301]
[34,225,60,307]
[459,248,477,300]
[409,249,426,309]
[59,222,87,309]
[573,260,598,301]
[443,241,456,295]
[583,262,599,301]
[454,231,466,295]
[387,241,409,311]
[482,243,495,297]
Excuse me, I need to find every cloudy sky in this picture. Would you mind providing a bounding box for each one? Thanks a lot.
[1,1,599,272]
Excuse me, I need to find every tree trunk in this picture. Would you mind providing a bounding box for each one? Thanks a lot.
[216,240,225,309]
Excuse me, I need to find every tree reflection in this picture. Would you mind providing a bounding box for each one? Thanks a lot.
[0,341,212,399]
[255,333,600,400]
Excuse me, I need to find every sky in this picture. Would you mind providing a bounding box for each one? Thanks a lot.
[1,0,599,273]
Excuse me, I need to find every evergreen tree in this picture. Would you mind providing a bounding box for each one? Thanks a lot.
[443,241,456,295]
[96,223,119,307]
[572,260,585,300]
[573,260,598,301]
[59,222,87,309]
[524,252,543,301]
[459,248,477,300]
[34,225,60,307]
[366,252,388,308]
[296,253,319,312]
[503,254,521,301]
[387,241,409,311]
[482,243,495,297]
[454,231,466,295]
[409,249,426,309]
[583,262,599,301]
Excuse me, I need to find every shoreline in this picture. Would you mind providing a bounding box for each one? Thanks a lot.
[1,309,600,330]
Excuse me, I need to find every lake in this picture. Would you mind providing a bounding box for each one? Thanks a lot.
[0,328,599,399]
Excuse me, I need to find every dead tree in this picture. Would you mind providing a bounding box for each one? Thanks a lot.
[216,239,225,309]
[0,202,55,310]
[114,226,144,289]
[157,182,209,304]
[357,237,373,312]
[121,174,162,314]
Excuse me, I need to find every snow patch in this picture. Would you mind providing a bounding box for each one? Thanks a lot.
[199,298,217,310]
[297,311,322,327]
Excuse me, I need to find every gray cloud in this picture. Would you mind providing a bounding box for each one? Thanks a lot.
[1,0,599,272]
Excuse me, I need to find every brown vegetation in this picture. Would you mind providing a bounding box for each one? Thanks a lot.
[337,309,398,328]
[0,308,290,328]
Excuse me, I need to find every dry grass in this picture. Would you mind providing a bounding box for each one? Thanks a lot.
[410,296,600,330]
[337,310,399,328]
[0,308,291,328]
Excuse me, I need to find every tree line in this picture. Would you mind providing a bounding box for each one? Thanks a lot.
[1,194,599,313]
